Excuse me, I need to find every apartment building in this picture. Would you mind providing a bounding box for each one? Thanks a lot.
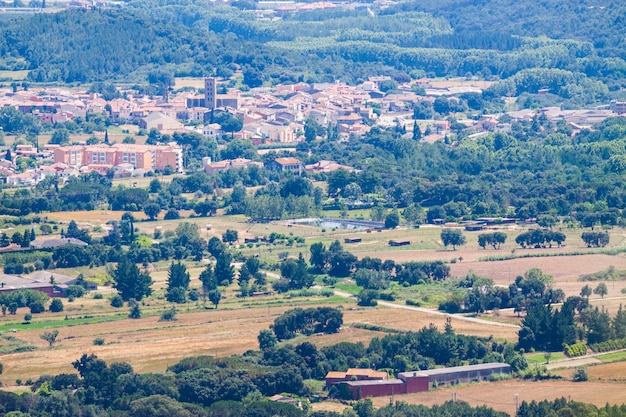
[53,144,183,173]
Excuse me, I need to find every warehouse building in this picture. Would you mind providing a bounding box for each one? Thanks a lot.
[335,363,511,400]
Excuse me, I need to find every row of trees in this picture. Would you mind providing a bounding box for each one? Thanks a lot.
[518,297,626,351]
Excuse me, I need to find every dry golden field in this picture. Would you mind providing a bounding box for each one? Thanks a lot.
[368,379,626,416]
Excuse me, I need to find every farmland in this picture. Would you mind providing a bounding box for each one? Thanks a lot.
[2,213,626,414]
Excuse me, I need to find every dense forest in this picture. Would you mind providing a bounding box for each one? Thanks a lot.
[0,0,625,101]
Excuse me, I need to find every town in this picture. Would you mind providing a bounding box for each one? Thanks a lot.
[1,76,624,186]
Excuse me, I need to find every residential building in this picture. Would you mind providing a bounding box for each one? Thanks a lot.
[54,145,84,167]
[53,143,183,173]
[264,157,303,174]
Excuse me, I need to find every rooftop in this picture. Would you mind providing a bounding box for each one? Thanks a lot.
[398,362,511,379]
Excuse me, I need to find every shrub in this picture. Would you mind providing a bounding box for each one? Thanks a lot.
[29,301,45,314]
[49,298,64,313]
[573,367,588,382]
[93,293,103,299]
[159,308,177,321]
[110,295,124,308]
[66,285,85,298]
[93,338,105,346]
[564,342,587,357]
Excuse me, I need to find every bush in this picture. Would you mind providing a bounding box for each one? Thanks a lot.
[110,295,124,308]
[29,301,45,314]
[49,298,64,313]
[66,285,85,298]
[564,342,587,357]
[93,338,105,346]
[573,367,588,382]
[159,308,177,321]
[93,293,103,299]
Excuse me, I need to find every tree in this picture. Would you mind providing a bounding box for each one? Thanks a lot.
[384,211,400,229]
[258,329,277,350]
[199,263,218,294]
[166,262,190,303]
[49,298,64,312]
[580,284,592,298]
[441,228,466,250]
[112,258,153,301]
[309,242,328,273]
[222,229,238,243]
[143,203,161,221]
[207,237,226,257]
[594,282,608,299]
[129,395,193,417]
[129,304,142,319]
[49,128,70,145]
[357,289,378,307]
[194,199,218,217]
[208,289,221,309]
[40,330,59,346]
[214,252,235,285]
[402,205,424,225]
[478,232,507,249]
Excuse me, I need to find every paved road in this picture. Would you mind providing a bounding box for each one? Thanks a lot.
[331,289,519,329]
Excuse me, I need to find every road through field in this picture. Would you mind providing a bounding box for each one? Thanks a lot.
[332,289,519,329]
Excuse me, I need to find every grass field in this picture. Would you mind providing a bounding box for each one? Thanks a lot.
[0,70,29,81]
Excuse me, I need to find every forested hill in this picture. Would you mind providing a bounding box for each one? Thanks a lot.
[392,0,626,57]
[0,0,625,92]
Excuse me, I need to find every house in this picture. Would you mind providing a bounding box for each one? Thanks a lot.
[264,157,303,174]
[202,123,223,138]
[0,270,96,297]
[30,238,88,250]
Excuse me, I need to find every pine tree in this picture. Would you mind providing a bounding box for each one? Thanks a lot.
[166,262,190,303]
[113,258,153,301]
[412,121,422,140]
[199,264,217,292]
[214,252,234,285]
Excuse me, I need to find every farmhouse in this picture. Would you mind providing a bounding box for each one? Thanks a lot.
[332,363,511,400]
[0,270,94,297]
[31,237,88,250]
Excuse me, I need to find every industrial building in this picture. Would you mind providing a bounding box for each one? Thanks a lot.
[329,363,511,400]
